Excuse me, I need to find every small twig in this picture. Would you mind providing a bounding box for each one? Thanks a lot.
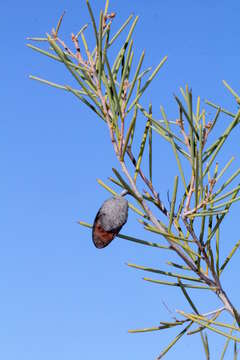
[71,33,85,65]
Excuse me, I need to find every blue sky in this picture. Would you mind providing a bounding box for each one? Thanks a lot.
[1,0,240,359]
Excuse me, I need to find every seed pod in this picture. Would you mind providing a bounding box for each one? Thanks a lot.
[92,196,128,248]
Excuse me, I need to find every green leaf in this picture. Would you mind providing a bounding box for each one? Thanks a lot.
[128,263,203,282]
[111,16,139,80]
[125,51,145,106]
[220,321,236,360]
[47,36,100,109]
[168,176,178,231]
[178,279,199,314]
[129,321,183,333]
[104,55,122,120]
[148,104,153,182]
[97,10,103,83]
[222,80,240,103]
[220,239,240,274]
[104,0,109,15]
[156,322,193,359]
[121,107,137,160]
[201,333,210,360]
[127,56,168,112]
[210,195,240,211]
[166,262,191,271]
[160,106,187,192]
[143,278,214,290]
[86,0,99,48]
[174,95,199,140]
[66,85,105,120]
[118,39,133,101]
[186,87,195,170]
[55,11,65,37]
[205,99,235,118]
[75,24,89,39]
[179,312,240,342]
[216,216,220,277]
[203,109,240,177]
[108,14,134,47]
[134,112,151,181]
[188,210,228,218]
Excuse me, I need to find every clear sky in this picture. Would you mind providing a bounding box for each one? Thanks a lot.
[1,1,240,359]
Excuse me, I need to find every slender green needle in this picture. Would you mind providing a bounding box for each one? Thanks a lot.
[129,80,141,146]
[166,262,191,271]
[119,234,169,249]
[199,124,203,199]
[98,11,103,83]
[124,52,145,106]
[127,56,167,112]
[26,37,48,41]
[105,55,122,120]
[97,178,144,216]
[203,110,240,177]
[220,326,234,360]
[112,16,138,80]
[178,279,199,314]
[205,100,235,118]
[112,168,137,198]
[216,216,220,277]
[128,263,202,282]
[27,43,64,63]
[210,107,221,132]
[213,169,240,200]
[66,85,104,120]
[188,210,228,218]
[175,95,199,140]
[210,196,240,210]
[161,107,187,192]
[152,125,190,159]
[134,114,150,181]
[209,184,240,205]
[118,39,133,101]
[104,0,109,15]
[121,107,137,160]
[55,11,65,36]
[128,322,183,334]
[188,314,240,333]
[47,36,100,108]
[186,88,195,170]
[86,0,99,47]
[101,72,120,136]
[215,157,235,183]
[179,312,240,342]
[168,176,178,231]
[137,67,152,81]
[108,14,134,47]
[156,322,193,359]
[201,333,210,360]
[196,96,200,123]
[220,240,240,274]
[143,278,212,289]
[148,104,153,182]
[222,80,240,103]
[75,24,88,39]
[29,75,85,94]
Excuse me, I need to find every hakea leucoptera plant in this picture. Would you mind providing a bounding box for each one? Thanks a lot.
[28,1,240,358]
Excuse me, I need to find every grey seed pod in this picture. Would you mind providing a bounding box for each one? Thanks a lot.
[92,196,128,248]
